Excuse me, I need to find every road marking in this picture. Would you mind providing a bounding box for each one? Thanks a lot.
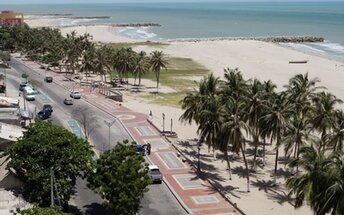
[67,120,85,140]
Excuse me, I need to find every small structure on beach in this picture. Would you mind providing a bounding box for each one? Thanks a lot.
[0,11,24,26]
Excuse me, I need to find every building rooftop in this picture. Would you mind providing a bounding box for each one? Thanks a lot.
[0,96,19,108]
[0,108,19,120]
[0,122,24,142]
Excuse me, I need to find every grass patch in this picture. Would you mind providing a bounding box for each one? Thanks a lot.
[143,57,209,91]
[112,56,208,107]
[110,42,169,49]
[141,92,187,107]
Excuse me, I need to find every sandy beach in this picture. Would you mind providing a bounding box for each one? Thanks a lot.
[23,16,344,215]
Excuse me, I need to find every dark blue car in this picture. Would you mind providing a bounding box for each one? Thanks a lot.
[36,104,53,120]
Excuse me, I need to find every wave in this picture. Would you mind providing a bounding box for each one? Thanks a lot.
[55,18,99,27]
[116,27,157,40]
[284,42,344,62]
[286,43,326,53]
[317,42,344,52]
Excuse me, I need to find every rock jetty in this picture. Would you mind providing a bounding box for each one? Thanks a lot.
[168,36,324,43]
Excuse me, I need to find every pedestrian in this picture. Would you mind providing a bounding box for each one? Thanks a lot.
[147,143,151,155]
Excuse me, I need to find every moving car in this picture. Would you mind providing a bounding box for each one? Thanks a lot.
[64,98,73,105]
[44,76,53,83]
[43,104,53,112]
[148,165,163,183]
[36,108,52,120]
[70,90,81,99]
[19,82,27,91]
[23,86,35,101]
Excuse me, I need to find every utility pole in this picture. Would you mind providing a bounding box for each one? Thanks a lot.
[104,119,116,151]
[170,118,173,134]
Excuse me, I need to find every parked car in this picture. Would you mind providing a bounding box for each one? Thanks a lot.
[136,144,145,155]
[36,108,52,120]
[23,86,35,101]
[19,82,27,91]
[70,90,81,99]
[148,165,163,183]
[64,98,73,105]
[44,76,53,83]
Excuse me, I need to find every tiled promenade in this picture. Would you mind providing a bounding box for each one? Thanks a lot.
[14,56,243,215]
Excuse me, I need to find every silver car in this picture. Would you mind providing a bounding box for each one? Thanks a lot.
[148,165,163,183]
[70,90,81,99]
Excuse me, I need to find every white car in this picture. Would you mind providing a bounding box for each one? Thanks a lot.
[23,86,35,101]
[148,165,163,183]
[70,90,81,99]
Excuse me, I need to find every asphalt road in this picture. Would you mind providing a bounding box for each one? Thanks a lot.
[8,58,186,215]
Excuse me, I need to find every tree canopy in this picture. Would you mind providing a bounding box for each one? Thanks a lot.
[12,205,70,215]
[4,120,94,206]
[87,140,151,215]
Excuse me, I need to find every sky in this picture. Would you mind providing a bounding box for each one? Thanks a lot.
[0,0,343,4]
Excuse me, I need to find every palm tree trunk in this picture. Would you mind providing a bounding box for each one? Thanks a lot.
[241,139,250,192]
[296,141,300,176]
[224,149,232,180]
[273,148,279,186]
[253,134,258,172]
[156,70,160,92]
[263,138,266,167]
[139,73,142,86]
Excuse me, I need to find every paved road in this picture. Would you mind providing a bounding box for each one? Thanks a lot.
[8,58,186,215]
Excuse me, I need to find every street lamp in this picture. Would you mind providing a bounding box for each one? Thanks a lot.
[162,113,165,133]
[104,119,116,151]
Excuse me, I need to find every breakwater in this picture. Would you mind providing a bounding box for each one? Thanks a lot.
[168,36,324,43]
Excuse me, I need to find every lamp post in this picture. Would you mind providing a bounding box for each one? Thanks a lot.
[162,113,165,133]
[104,119,116,151]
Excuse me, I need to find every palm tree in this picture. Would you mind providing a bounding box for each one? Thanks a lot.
[260,80,277,166]
[115,48,135,88]
[326,110,344,152]
[319,153,344,215]
[260,92,292,185]
[245,78,266,171]
[80,45,95,82]
[180,73,220,170]
[221,97,250,191]
[286,146,333,212]
[150,50,168,92]
[286,73,324,115]
[220,68,248,101]
[133,51,150,86]
[282,113,313,175]
[312,92,342,150]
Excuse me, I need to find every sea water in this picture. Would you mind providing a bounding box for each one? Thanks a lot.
[1,2,344,61]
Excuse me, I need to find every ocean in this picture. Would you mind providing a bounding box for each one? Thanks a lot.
[1,2,344,61]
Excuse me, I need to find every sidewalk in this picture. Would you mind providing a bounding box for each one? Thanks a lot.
[14,55,243,215]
